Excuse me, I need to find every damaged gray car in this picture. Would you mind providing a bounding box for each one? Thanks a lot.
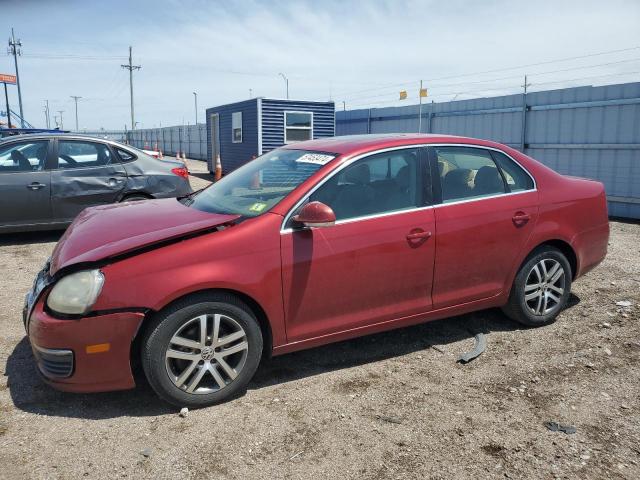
[0,134,192,233]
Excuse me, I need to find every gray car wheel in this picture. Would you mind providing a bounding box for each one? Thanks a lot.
[502,246,572,327]
[141,293,263,408]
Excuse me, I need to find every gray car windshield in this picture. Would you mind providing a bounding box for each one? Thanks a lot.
[187,149,337,217]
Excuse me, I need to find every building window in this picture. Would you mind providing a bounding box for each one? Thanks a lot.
[284,111,313,143]
[232,112,242,143]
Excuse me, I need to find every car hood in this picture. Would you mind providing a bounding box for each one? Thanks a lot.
[50,198,239,275]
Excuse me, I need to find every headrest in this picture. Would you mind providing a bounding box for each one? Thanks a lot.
[444,168,473,186]
[396,165,410,189]
[344,163,370,185]
[474,165,503,192]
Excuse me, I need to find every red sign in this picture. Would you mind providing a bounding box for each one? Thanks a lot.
[0,73,17,84]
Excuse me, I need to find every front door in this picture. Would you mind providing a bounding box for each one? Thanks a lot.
[51,139,127,222]
[281,147,436,342]
[430,145,539,308]
[0,139,53,229]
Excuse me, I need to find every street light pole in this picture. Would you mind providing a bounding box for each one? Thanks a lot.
[192,92,198,125]
[70,95,82,131]
[278,73,289,99]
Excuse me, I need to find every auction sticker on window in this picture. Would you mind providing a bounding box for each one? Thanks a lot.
[296,153,335,165]
[249,202,268,212]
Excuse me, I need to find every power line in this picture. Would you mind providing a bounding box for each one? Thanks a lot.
[343,57,640,103]
[335,45,640,99]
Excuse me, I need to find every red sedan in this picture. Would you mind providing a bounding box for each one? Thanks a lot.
[24,134,609,407]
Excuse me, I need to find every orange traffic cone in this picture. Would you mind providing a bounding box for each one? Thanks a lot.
[214,154,222,181]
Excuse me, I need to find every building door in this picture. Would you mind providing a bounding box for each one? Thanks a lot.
[209,113,220,173]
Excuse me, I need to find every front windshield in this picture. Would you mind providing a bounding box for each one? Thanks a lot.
[187,149,337,217]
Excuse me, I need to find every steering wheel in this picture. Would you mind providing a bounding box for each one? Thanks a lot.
[59,154,78,166]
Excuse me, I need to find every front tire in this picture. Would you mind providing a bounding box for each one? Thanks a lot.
[141,293,263,408]
[502,246,572,327]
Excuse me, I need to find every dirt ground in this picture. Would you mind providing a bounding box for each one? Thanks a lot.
[0,164,638,479]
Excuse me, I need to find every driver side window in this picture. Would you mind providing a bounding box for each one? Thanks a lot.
[308,148,424,221]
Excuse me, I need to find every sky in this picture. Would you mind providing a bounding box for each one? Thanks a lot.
[1,0,640,130]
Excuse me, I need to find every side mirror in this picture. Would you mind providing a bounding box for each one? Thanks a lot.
[292,201,336,228]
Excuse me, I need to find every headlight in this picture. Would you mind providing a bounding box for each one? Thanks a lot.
[47,269,104,315]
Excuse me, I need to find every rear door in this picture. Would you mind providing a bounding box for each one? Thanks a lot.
[0,139,53,229]
[51,139,127,222]
[429,145,538,308]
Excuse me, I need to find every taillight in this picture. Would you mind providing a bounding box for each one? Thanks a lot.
[171,167,189,179]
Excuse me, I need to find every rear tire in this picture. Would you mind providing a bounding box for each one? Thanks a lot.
[141,293,263,408]
[502,246,572,327]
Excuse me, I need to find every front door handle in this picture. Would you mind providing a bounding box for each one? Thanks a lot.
[406,230,432,240]
[512,212,531,227]
[26,182,46,190]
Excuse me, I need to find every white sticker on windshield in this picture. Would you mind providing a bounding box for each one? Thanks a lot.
[296,153,334,165]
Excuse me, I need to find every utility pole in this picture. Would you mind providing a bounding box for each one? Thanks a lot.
[192,91,198,125]
[57,110,64,130]
[3,81,11,128]
[70,96,82,131]
[121,46,141,130]
[342,101,346,111]
[418,80,423,133]
[278,73,289,99]
[520,75,532,152]
[44,100,50,128]
[249,88,253,98]
[8,28,25,128]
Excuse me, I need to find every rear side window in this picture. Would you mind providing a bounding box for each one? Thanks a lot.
[435,146,507,203]
[115,147,136,162]
[0,140,49,172]
[308,148,424,221]
[491,150,534,192]
[57,141,113,169]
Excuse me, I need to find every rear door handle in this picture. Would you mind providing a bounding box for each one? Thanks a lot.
[406,230,432,240]
[26,182,46,190]
[512,212,531,227]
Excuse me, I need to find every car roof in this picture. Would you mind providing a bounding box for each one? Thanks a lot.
[281,133,510,156]
[0,133,128,147]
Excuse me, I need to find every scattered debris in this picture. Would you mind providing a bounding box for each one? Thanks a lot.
[603,348,612,356]
[140,448,152,458]
[376,414,403,425]
[431,345,446,354]
[457,333,487,364]
[544,421,577,434]
[601,322,612,328]
[616,300,632,308]
[289,451,304,461]
[179,407,189,418]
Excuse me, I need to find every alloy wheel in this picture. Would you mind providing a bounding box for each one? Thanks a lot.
[165,313,248,394]
[523,258,565,316]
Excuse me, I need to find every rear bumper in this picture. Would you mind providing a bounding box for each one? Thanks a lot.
[27,301,145,393]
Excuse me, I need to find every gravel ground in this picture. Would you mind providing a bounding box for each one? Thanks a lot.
[0,169,638,479]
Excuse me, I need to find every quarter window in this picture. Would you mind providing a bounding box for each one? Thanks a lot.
[115,147,136,162]
[232,112,243,143]
[491,150,534,192]
[0,141,48,172]
[435,146,506,203]
[307,148,424,221]
[57,141,113,169]
[285,112,312,143]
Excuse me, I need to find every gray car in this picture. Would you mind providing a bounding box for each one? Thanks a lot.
[0,134,193,233]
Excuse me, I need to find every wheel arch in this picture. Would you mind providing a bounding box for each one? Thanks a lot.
[120,191,154,201]
[519,239,578,280]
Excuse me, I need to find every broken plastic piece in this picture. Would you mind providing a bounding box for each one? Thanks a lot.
[457,333,486,363]
[544,421,576,434]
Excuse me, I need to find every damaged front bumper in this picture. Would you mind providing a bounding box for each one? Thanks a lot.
[27,299,145,393]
